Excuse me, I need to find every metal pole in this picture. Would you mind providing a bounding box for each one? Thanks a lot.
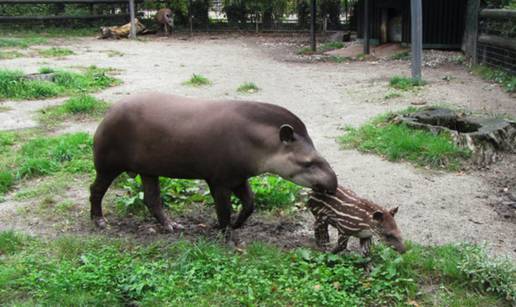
[363,0,369,54]
[310,0,316,52]
[411,0,423,80]
[189,0,193,37]
[128,0,136,39]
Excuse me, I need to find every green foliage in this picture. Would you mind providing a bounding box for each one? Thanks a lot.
[0,233,513,305]
[0,231,27,255]
[37,47,75,58]
[319,41,344,52]
[390,50,410,60]
[237,82,260,93]
[339,111,471,170]
[389,76,426,91]
[472,65,516,93]
[0,131,93,196]
[183,74,211,87]
[39,95,109,127]
[0,37,47,48]
[384,90,402,100]
[0,66,120,100]
[117,174,303,215]
[0,50,24,60]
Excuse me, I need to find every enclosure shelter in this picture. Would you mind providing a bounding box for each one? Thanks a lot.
[356,0,470,49]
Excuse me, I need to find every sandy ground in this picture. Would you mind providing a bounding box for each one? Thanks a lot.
[0,34,515,258]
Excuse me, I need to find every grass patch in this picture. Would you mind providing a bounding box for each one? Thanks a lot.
[0,50,24,60]
[39,95,109,127]
[339,110,471,170]
[0,37,47,48]
[325,55,350,63]
[319,41,345,52]
[390,50,410,60]
[183,74,211,87]
[117,175,304,216]
[472,65,516,93]
[0,27,97,38]
[384,90,402,100]
[389,76,426,91]
[0,131,93,197]
[37,47,75,58]
[0,66,120,100]
[237,82,260,94]
[297,46,314,55]
[0,233,513,305]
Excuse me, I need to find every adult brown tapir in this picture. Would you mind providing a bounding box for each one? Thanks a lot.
[90,93,337,233]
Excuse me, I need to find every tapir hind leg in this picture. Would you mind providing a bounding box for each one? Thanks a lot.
[232,180,254,229]
[90,171,120,228]
[142,175,184,232]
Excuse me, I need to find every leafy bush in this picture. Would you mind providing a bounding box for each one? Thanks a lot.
[339,111,471,170]
[472,65,516,93]
[248,175,303,210]
[389,76,426,91]
[0,233,513,305]
[0,66,120,100]
[38,47,74,58]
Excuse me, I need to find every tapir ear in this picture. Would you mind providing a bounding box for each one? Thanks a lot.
[389,207,399,216]
[279,124,295,143]
[372,211,384,222]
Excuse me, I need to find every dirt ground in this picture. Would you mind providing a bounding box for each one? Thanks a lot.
[0,34,515,258]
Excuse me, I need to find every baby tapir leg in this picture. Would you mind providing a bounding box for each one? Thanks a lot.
[232,180,255,229]
[332,234,350,254]
[360,238,372,257]
[142,175,184,232]
[314,217,331,250]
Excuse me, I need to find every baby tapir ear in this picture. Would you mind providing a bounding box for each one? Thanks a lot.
[372,211,384,222]
[389,207,399,216]
[279,124,295,143]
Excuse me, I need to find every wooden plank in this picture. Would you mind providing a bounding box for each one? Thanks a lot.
[480,9,516,19]
[411,0,423,80]
[479,34,516,51]
[0,14,129,22]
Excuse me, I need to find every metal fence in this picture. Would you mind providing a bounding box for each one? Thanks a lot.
[476,9,516,74]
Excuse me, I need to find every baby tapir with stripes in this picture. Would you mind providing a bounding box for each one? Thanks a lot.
[308,186,405,256]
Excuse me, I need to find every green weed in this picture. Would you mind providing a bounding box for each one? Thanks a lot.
[339,111,471,170]
[183,74,211,87]
[390,50,410,60]
[0,37,47,48]
[384,91,402,100]
[0,233,513,305]
[319,41,345,52]
[325,55,350,63]
[472,65,516,93]
[297,46,314,55]
[0,50,24,60]
[237,82,260,94]
[389,76,426,91]
[38,47,75,58]
[0,66,120,100]
[39,95,109,127]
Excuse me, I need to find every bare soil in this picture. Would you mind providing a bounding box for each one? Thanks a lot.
[0,33,514,258]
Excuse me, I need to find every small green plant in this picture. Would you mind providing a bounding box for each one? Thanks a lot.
[384,91,402,100]
[183,74,211,87]
[297,46,314,55]
[472,65,516,93]
[319,41,344,52]
[237,82,260,94]
[106,50,124,57]
[390,50,410,60]
[0,66,120,100]
[339,110,471,170]
[39,95,109,127]
[0,50,23,59]
[38,47,75,58]
[0,37,47,48]
[389,76,426,91]
[326,55,350,63]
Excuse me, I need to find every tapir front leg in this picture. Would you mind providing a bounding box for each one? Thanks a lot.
[332,233,350,254]
[232,180,255,229]
[208,184,232,230]
[314,216,330,250]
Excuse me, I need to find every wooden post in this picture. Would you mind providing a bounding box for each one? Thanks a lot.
[129,0,136,39]
[363,0,369,54]
[311,0,316,52]
[464,0,481,64]
[189,0,193,37]
[410,0,422,80]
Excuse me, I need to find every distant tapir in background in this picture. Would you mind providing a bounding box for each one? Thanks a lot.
[90,93,337,236]
[155,8,174,35]
[308,185,405,256]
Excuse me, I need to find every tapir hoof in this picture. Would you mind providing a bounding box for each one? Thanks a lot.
[163,221,185,232]
[94,217,107,229]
